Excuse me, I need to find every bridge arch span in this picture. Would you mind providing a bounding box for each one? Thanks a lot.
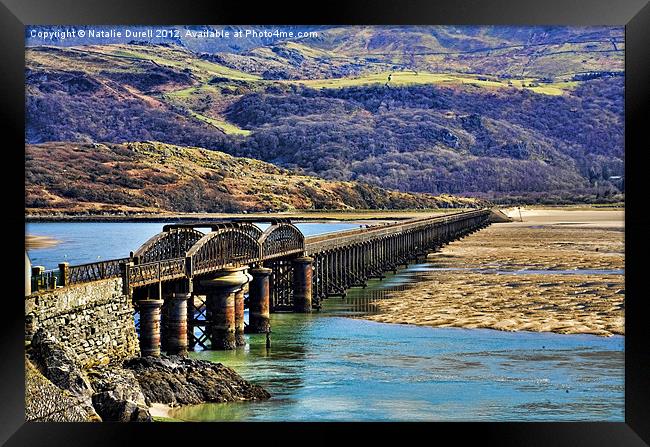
[186,226,261,277]
[202,222,265,241]
[132,227,205,264]
[259,223,305,260]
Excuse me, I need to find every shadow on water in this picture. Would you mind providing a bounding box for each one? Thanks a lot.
[170,262,624,422]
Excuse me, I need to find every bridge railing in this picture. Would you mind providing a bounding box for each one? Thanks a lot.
[30,258,130,293]
[67,258,129,284]
[127,258,187,288]
[30,268,61,292]
[305,209,490,253]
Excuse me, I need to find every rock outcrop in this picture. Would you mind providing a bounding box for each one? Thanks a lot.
[30,329,95,396]
[88,366,152,422]
[27,329,101,421]
[125,355,271,406]
[25,357,101,422]
[25,329,271,422]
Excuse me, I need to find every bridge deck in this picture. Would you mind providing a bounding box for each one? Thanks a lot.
[30,209,493,291]
[304,209,488,253]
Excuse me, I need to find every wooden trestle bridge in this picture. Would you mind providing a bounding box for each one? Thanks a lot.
[31,209,495,357]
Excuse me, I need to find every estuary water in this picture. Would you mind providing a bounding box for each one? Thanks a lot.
[25,222,624,421]
[180,266,623,422]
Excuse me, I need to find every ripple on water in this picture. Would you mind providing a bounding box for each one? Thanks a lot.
[176,312,623,422]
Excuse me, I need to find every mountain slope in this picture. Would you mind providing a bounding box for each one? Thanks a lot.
[25,141,482,215]
[25,26,625,204]
[224,78,623,199]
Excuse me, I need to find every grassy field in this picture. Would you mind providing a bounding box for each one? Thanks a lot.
[162,84,253,135]
[284,71,578,96]
[186,109,252,136]
[92,45,261,82]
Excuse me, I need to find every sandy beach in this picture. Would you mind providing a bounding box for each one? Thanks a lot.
[148,403,174,419]
[361,208,625,336]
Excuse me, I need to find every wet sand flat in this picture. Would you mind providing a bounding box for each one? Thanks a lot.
[361,208,625,336]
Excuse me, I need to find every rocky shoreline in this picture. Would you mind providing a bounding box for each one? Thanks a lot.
[25,329,270,422]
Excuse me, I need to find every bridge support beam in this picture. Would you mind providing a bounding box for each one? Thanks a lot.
[164,292,190,356]
[201,267,249,350]
[234,275,251,346]
[138,299,164,357]
[248,267,272,333]
[293,256,313,313]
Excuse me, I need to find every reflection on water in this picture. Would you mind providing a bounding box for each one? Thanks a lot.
[171,264,624,422]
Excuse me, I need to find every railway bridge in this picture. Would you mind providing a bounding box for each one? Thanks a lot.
[30,209,496,356]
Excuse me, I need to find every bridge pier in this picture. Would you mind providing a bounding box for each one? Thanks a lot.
[248,267,272,333]
[234,272,252,346]
[138,299,164,357]
[292,256,313,313]
[201,267,249,350]
[187,293,197,350]
[163,292,190,356]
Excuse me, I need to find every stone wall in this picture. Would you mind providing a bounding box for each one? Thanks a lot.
[25,278,139,368]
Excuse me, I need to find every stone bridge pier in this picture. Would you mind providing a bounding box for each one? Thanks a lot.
[163,292,190,356]
[138,299,164,357]
[247,267,272,333]
[292,257,313,313]
[200,267,250,350]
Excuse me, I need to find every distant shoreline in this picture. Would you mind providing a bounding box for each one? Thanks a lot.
[24,205,624,223]
[25,215,413,223]
[24,209,466,223]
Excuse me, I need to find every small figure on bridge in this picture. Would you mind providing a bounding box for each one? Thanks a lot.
[266,327,272,349]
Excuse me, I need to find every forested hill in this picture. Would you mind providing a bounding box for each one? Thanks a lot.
[26,26,624,204]
[25,142,482,215]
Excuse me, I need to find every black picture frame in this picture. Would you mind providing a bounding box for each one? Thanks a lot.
[3,0,648,445]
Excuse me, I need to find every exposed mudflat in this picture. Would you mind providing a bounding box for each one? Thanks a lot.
[360,209,625,337]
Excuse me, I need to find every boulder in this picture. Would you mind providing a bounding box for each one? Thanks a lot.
[25,356,101,422]
[124,355,271,406]
[88,365,152,422]
[30,329,93,396]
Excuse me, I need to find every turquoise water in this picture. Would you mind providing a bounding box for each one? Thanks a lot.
[25,221,360,269]
[172,265,624,422]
